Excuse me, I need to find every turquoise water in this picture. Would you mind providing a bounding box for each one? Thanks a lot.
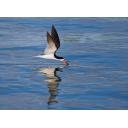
[0,18,128,109]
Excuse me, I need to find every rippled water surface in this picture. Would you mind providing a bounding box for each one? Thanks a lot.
[0,18,128,109]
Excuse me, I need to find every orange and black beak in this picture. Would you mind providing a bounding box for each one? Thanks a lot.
[62,59,69,65]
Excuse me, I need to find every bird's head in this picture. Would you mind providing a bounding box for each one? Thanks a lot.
[54,55,69,65]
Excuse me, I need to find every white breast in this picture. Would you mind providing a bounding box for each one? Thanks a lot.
[35,54,56,60]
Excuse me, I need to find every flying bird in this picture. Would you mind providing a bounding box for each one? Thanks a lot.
[36,25,69,65]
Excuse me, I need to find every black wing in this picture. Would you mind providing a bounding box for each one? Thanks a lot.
[51,25,60,49]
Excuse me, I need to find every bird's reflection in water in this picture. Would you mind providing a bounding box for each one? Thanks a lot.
[38,66,64,105]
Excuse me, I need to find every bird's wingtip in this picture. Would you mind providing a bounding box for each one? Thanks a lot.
[52,24,56,29]
[52,24,55,27]
[47,31,50,36]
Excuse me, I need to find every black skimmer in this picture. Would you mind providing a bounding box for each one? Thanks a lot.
[38,67,62,104]
[36,25,69,65]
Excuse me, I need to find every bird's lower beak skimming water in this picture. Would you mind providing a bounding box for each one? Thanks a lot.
[62,59,69,65]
